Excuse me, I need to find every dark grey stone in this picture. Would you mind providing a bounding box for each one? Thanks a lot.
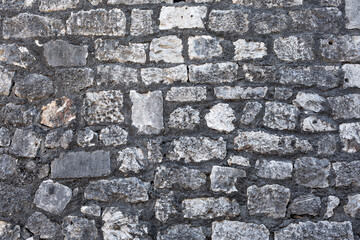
[0,128,11,147]
[0,183,32,220]
[294,157,330,188]
[320,35,360,62]
[289,194,321,216]
[55,68,94,93]
[158,224,206,240]
[253,11,287,34]
[26,212,59,239]
[9,129,41,158]
[2,103,36,127]
[14,74,54,102]
[62,216,98,240]
[0,154,17,180]
[328,94,360,119]
[51,150,111,179]
[333,161,360,187]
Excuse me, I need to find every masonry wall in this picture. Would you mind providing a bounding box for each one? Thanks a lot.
[0,0,360,239]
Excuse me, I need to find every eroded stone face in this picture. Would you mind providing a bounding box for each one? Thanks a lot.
[205,103,236,132]
[294,157,330,188]
[150,35,184,63]
[40,0,79,11]
[44,40,88,67]
[25,212,59,239]
[62,216,98,240]
[9,129,41,158]
[274,35,314,61]
[158,224,206,240]
[0,67,14,96]
[210,166,246,193]
[188,35,223,60]
[159,6,207,29]
[208,9,249,33]
[41,97,76,128]
[212,221,270,240]
[0,44,35,68]
[339,122,360,153]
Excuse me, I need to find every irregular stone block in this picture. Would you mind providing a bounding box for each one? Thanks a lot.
[182,197,240,219]
[155,192,178,222]
[274,35,314,61]
[340,122,360,153]
[240,101,263,125]
[320,35,360,62]
[205,103,235,132]
[210,166,245,193]
[346,0,360,29]
[344,194,360,217]
[0,183,32,220]
[188,35,222,60]
[154,165,206,190]
[228,155,250,167]
[84,177,150,203]
[9,129,41,158]
[189,62,238,84]
[275,221,354,240]
[243,64,276,83]
[169,106,200,130]
[77,127,98,147]
[14,74,53,102]
[0,154,17,180]
[294,157,330,188]
[141,65,187,85]
[55,68,94,93]
[0,44,35,68]
[263,101,299,130]
[150,35,184,63]
[301,116,336,132]
[289,194,321,216]
[41,97,76,128]
[130,90,163,134]
[215,86,268,100]
[0,66,14,96]
[3,13,64,39]
[328,94,360,119]
[82,90,124,125]
[208,9,249,33]
[318,134,337,156]
[212,220,270,240]
[45,129,73,149]
[2,103,36,127]
[51,151,111,179]
[233,0,303,7]
[67,9,126,36]
[33,180,72,214]
[166,86,206,102]
[169,136,227,162]
[234,39,267,60]
[25,212,59,239]
[97,64,138,86]
[102,207,149,240]
[255,160,293,179]
[40,0,79,11]
[343,64,360,88]
[100,125,127,146]
[324,196,340,219]
[289,8,342,33]
[117,147,146,173]
[333,160,360,187]
[0,0,35,10]
[81,205,101,217]
[274,87,293,100]
[0,128,11,147]
[293,92,325,112]
[130,9,153,36]
[159,6,207,29]
[247,184,290,218]
[0,221,21,240]
[253,11,287,34]
[44,40,88,67]
[234,131,312,155]
[158,224,206,240]
[62,216,98,240]
[95,39,147,63]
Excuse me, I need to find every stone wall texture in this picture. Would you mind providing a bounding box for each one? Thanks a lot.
[0,0,360,239]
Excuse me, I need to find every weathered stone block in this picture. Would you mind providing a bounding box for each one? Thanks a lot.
[44,40,88,67]
[293,92,325,112]
[0,66,14,96]
[41,97,76,128]
[183,197,240,219]
[117,147,146,173]
[158,224,206,240]
[328,94,360,119]
[228,155,250,167]
[289,194,321,216]
[301,116,336,132]
[333,160,360,187]
[234,39,267,60]
[294,157,330,188]
[212,221,270,240]
[25,212,59,239]
[55,68,94,93]
[159,6,207,29]
[100,125,127,146]
[66,9,126,36]
[189,62,238,83]
[0,154,17,180]
[233,0,303,7]
[234,131,312,155]
[141,65,187,85]
[0,128,11,147]
[130,90,164,134]
[255,160,293,179]
[247,184,290,218]
[9,129,41,158]
[208,9,249,33]
[320,35,360,62]
[324,196,340,219]
[3,13,64,38]
[95,39,147,63]
[2,103,36,127]
[33,180,72,215]
[45,129,73,149]
[343,64,360,88]
[205,103,235,132]
[155,192,178,223]
[253,11,287,34]
[150,35,184,63]
[240,101,263,125]
[84,177,150,203]
[0,44,35,68]
[81,205,101,217]
[169,136,226,162]
[274,35,314,61]
[40,0,79,11]
[62,216,98,240]
[82,90,124,125]
[345,0,360,29]
[188,35,222,60]
[210,166,246,193]
[97,64,138,86]
[263,102,299,130]
[130,9,153,36]
[166,86,206,102]
[215,86,268,100]
[169,106,200,130]
[77,127,98,147]
[108,0,170,3]
[51,151,111,179]
[344,194,360,218]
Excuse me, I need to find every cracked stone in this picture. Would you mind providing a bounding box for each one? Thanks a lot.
[240,101,263,125]
[324,196,340,219]
[77,128,98,147]
[155,192,178,223]
[0,221,21,240]
[62,216,98,240]
[0,44,35,68]
[81,205,101,217]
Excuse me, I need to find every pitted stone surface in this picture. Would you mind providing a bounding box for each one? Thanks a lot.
[212,220,270,240]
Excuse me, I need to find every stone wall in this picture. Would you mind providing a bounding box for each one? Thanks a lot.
[0,0,360,239]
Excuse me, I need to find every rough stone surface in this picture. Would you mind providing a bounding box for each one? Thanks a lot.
[188,35,222,60]
[263,102,299,130]
[332,161,360,187]
[0,44,35,68]
[339,122,360,153]
[215,86,268,100]
[41,97,76,128]
[62,216,98,240]
[240,101,263,125]
[34,180,72,214]
[141,65,187,85]
[205,103,235,132]
[97,64,137,86]
[234,39,267,60]
[51,151,110,179]
[130,90,164,134]
[0,67,14,96]
[44,40,88,67]
[344,194,360,218]
[189,62,238,83]
[84,177,150,203]
[275,221,354,240]
[9,129,41,158]
[274,35,314,61]
[320,35,360,62]
[182,197,240,219]
[345,0,360,29]
[289,194,321,216]
[55,68,94,93]
[166,86,206,102]
[99,125,128,146]
[155,192,178,223]
[66,9,126,36]
[159,6,207,29]
[0,154,17,180]
[293,92,326,112]
[40,0,79,11]
[25,212,59,239]
[0,221,21,240]
[324,196,340,219]
[81,205,101,217]
[210,166,246,193]
[169,136,227,162]
[117,147,146,173]
[150,35,184,63]
[208,9,249,33]
[169,106,200,130]
[343,64,360,88]
[212,220,270,240]
[253,11,287,34]
[302,116,336,132]
[247,184,291,218]
[255,160,293,179]
[131,9,153,36]
[158,224,206,240]
[294,157,330,188]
